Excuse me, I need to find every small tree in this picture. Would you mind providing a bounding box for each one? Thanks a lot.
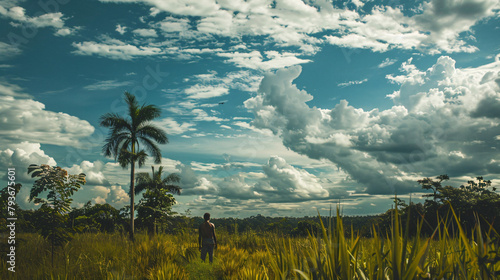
[418,175,500,235]
[418,174,449,201]
[70,201,126,233]
[27,164,85,267]
[135,166,181,235]
[0,183,22,231]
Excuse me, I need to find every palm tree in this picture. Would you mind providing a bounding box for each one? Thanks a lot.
[100,92,167,240]
[135,166,181,235]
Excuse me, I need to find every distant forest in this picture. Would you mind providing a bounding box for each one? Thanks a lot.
[2,174,499,239]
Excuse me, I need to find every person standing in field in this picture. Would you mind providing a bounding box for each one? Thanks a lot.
[199,212,217,263]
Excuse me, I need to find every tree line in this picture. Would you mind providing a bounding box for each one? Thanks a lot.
[2,174,499,238]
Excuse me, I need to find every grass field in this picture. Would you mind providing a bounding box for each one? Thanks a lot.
[1,209,499,279]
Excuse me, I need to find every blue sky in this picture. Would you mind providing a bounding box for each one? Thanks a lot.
[1,0,499,218]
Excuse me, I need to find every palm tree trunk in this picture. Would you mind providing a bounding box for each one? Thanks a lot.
[130,159,135,241]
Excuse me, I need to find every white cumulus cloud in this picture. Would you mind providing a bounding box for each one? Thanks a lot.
[132,28,158,37]
[152,117,196,135]
[0,94,95,148]
[72,40,163,60]
[89,185,130,208]
[244,58,500,194]
[0,5,77,36]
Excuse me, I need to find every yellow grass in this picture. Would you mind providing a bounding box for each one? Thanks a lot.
[1,209,499,279]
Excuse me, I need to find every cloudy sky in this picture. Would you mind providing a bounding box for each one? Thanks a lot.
[1,0,499,218]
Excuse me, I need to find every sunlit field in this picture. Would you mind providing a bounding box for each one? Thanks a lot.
[2,207,499,280]
[2,0,500,279]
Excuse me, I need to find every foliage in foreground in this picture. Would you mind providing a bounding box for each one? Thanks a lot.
[1,205,499,280]
[26,164,86,268]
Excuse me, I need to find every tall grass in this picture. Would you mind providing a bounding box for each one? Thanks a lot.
[1,207,499,279]
[267,206,500,279]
